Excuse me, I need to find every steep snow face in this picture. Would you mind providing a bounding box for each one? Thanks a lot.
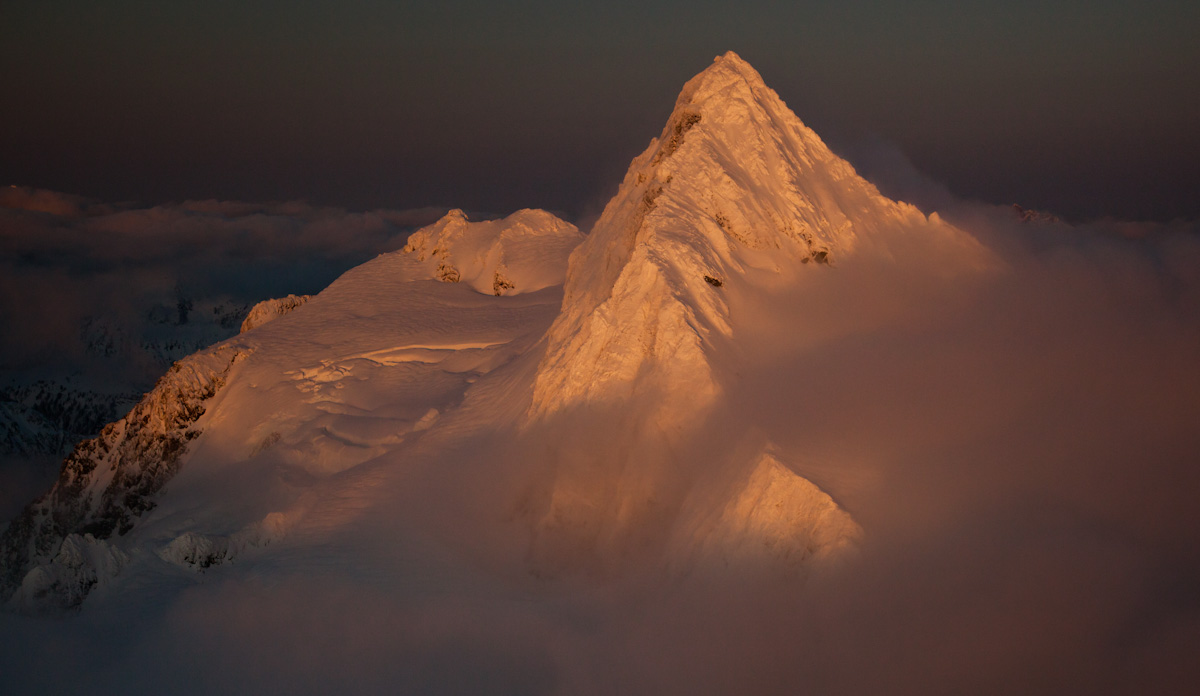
[520,52,947,575]
[516,52,997,575]
[401,209,583,296]
[530,51,990,420]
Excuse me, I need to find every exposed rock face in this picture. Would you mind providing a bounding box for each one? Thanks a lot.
[1,298,250,468]
[240,294,311,333]
[0,343,248,609]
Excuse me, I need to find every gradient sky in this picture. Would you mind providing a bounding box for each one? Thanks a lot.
[2,0,1197,221]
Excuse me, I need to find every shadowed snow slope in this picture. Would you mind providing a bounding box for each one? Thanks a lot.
[3,53,988,629]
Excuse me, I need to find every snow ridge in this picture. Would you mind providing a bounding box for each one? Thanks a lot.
[240,294,311,333]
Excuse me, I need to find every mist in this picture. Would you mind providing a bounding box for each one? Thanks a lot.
[1,178,1199,694]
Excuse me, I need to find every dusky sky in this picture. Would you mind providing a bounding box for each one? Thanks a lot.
[2,0,1197,221]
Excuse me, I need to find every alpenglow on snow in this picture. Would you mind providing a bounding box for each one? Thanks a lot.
[1,52,992,612]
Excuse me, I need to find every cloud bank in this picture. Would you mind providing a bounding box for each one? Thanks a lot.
[1,180,1199,694]
[0,187,444,372]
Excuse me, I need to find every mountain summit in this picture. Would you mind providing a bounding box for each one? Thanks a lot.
[532,51,988,420]
[517,51,997,571]
[2,53,991,611]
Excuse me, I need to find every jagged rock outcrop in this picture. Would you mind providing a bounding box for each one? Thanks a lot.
[1011,203,1062,224]
[156,510,293,572]
[0,343,248,609]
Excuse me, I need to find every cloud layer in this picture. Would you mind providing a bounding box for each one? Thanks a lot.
[1,182,1199,694]
[0,187,444,372]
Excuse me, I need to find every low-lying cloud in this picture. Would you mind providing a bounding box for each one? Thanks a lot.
[1,178,1199,694]
[715,203,1200,694]
[0,186,445,372]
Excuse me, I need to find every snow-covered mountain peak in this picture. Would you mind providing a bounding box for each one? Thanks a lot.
[529,53,991,422]
[672,50,766,112]
[1,53,990,616]
[401,208,582,296]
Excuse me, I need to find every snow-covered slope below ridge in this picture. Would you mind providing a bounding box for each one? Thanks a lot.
[1,209,582,610]
[1,53,994,613]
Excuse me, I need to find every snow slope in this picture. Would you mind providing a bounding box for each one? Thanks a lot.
[1,209,583,608]
[402,208,581,295]
[2,53,989,615]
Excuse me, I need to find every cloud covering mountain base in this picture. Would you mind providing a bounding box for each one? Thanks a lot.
[2,53,1199,695]
[3,214,1197,695]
